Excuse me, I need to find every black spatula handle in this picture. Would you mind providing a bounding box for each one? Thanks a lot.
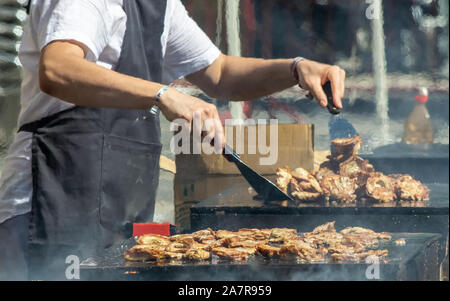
[323,81,341,115]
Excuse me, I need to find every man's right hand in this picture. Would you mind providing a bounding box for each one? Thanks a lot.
[157,88,225,150]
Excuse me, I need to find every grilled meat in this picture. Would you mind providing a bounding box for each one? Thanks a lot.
[281,167,323,202]
[340,227,392,240]
[276,167,293,194]
[310,221,336,234]
[184,249,211,261]
[390,174,430,202]
[366,173,397,203]
[268,228,298,243]
[331,249,389,262]
[256,245,281,257]
[331,136,363,162]
[312,162,338,181]
[137,234,171,246]
[339,156,374,187]
[124,245,167,262]
[276,136,429,205]
[215,230,238,240]
[125,223,391,264]
[279,240,325,262]
[211,247,249,261]
[320,175,358,203]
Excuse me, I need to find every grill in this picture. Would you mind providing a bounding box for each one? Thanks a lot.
[190,182,448,234]
[79,233,441,281]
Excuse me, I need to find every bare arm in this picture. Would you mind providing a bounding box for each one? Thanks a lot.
[39,40,163,110]
[186,53,346,109]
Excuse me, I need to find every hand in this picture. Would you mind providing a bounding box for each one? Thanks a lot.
[296,60,346,109]
[157,87,225,150]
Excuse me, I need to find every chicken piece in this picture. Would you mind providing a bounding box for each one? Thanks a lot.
[184,249,211,261]
[315,160,339,178]
[339,156,374,186]
[291,168,323,193]
[288,178,322,202]
[320,175,358,203]
[191,229,217,244]
[256,245,281,257]
[366,173,397,203]
[279,241,325,262]
[291,190,322,202]
[211,247,249,261]
[223,237,267,249]
[268,228,298,243]
[194,235,217,244]
[276,167,293,194]
[165,238,195,253]
[390,174,430,202]
[137,234,171,246]
[309,221,336,235]
[169,234,194,242]
[160,252,184,261]
[340,226,392,240]
[331,136,363,162]
[123,245,166,262]
[331,249,389,262]
[215,230,238,240]
[395,238,406,246]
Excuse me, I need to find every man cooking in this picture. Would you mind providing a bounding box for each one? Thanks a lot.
[0,0,345,280]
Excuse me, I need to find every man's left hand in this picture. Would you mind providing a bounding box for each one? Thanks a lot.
[296,60,346,109]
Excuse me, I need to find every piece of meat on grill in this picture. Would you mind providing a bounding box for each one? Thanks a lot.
[390,174,430,202]
[330,136,363,163]
[320,175,358,203]
[211,247,249,261]
[339,156,374,186]
[223,237,267,249]
[183,249,211,261]
[165,238,196,253]
[312,161,338,182]
[276,167,293,194]
[366,173,397,203]
[137,234,171,246]
[340,227,392,240]
[169,234,195,242]
[331,249,389,262]
[268,228,298,243]
[123,245,166,262]
[237,229,271,240]
[215,230,238,240]
[281,243,326,262]
[309,221,336,235]
[256,245,281,257]
[160,251,184,261]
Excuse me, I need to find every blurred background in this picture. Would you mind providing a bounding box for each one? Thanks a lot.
[0,0,449,225]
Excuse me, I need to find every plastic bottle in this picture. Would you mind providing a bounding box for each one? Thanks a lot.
[402,87,434,145]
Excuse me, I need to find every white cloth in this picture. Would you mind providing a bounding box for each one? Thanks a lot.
[0,0,221,224]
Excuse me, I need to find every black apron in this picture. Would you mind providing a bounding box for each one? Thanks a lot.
[17,0,167,278]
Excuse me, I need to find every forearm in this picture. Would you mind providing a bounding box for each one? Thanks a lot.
[216,55,297,101]
[39,42,163,110]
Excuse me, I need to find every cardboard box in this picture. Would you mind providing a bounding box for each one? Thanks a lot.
[175,124,314,175]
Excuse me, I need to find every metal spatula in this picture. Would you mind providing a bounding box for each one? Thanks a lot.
[221,144,293,202]
[321,81,359,142]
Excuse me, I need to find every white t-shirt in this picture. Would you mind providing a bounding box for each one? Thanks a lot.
[0,0,221,224]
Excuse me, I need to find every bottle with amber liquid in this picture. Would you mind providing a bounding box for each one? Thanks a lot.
[402,87,434,145]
